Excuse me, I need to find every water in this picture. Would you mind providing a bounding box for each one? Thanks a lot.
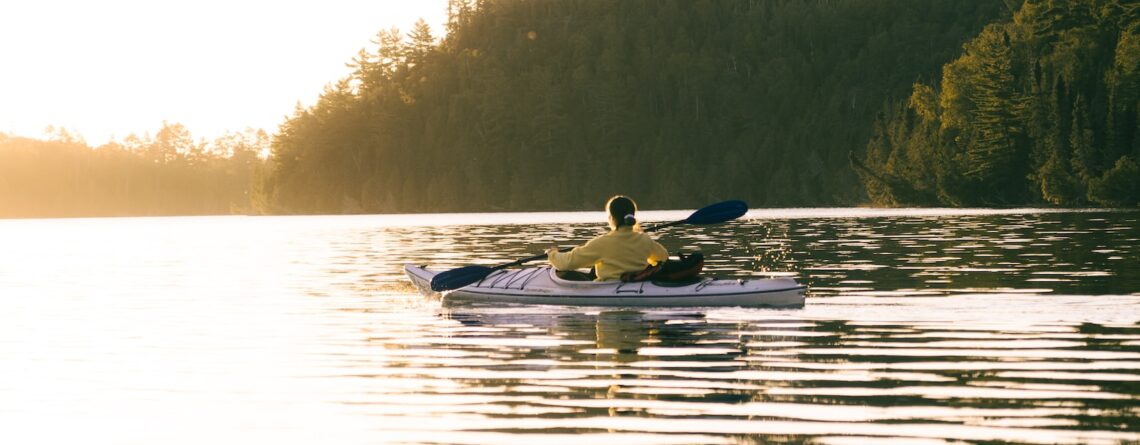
[1,208,1138,444]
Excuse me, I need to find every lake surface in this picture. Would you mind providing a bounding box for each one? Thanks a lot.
[2,208,1139,444]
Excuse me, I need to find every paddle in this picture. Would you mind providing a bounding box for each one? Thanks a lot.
[429,200,748,292]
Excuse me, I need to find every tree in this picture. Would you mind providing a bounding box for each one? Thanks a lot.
[854,0,1140,207]
[407,18,436,67]
[151,121,196,164]
[0,124,262,218]
[266,0,1012,213]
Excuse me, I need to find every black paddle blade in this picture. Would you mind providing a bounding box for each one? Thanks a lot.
[684,200,748,225]
[430,265,496,291]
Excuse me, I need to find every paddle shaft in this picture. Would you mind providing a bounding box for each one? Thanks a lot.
[504,248,566,269]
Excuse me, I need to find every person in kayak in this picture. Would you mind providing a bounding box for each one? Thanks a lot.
[546,195,702,282]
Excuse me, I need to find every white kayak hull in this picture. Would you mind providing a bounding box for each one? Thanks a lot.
[405,264,806,308]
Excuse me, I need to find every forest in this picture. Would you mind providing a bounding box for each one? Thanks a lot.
[853,0,1140,206]
[265,0,1008,213]
[4,0,1136,218]
[0,125,267,218]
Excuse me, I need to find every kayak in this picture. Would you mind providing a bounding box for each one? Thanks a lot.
[404,264,806,307]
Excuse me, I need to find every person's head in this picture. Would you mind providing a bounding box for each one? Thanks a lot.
[605,195,638,229]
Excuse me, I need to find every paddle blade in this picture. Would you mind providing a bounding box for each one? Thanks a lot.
[430,265,495,292]
[684,200,749,225]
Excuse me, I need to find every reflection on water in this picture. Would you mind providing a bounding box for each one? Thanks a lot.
[375,308,1140,444]
[0,209,1138,444]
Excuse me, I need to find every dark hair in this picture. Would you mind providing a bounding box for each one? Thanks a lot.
[606,195,638,228]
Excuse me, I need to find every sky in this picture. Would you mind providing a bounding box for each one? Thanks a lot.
[0,0,448,146]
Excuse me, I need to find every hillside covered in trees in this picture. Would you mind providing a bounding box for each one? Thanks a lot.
[7,0,1132,218]
[265,0,1008,213]
[854,0,1140,206]
[0,125,267,218]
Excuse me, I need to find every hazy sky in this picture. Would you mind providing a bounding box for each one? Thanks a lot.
[0,0,448,145]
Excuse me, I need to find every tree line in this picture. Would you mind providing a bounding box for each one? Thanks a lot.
[265,0,1007,213]
[0,124,268,218]
[9,0,1133,218]
[853,0,1140,206]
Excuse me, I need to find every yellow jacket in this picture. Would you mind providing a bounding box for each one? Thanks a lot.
[548,226,669,281]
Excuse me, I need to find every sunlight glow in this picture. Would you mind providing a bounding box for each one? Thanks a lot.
[0,0,448,145]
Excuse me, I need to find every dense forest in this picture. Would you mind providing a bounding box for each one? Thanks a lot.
[6,0,1136,218]
[0,125,267,218]
[265,0,1008,213]
[854,0,1140,206]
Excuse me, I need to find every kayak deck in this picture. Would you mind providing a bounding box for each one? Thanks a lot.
[405,264,806,308]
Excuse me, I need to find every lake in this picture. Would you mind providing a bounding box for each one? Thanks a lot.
[1,208,1139,444]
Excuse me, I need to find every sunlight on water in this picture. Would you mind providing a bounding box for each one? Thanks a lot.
[0,209,1138,444]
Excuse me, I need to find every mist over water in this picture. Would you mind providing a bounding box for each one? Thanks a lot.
[1,209,1138,444]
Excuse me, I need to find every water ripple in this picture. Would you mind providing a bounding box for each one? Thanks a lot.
[1,210,1138,443]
